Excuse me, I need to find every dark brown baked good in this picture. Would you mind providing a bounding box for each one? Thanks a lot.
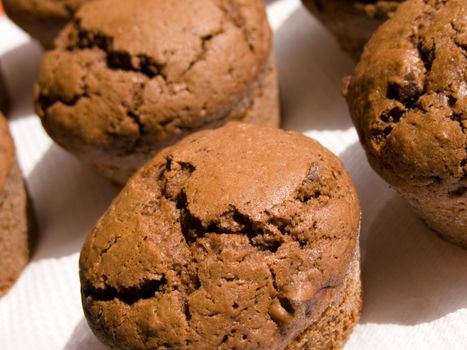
[344,0,466,247]
[0,67,9,115]
[80,122,361,350]
[302,0,404,59]
[0,113,33,296]
[3,0,90,48]
[34,0,280,185]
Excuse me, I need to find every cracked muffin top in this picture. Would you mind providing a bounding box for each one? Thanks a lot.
[0,114,14,192]
[344,0,466,186]
[34,0,271,157]
[80,122,361,350]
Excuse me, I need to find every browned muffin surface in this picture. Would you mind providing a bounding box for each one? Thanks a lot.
[345,0,466,246]
[35,0,279,184]
[0,114,14,190]
[80,122,361,349]
[0,113,33,296]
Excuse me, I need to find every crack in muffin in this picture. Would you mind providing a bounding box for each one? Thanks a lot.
[80,122,361,350]
[344,0,467,246]
[34,0,279,185]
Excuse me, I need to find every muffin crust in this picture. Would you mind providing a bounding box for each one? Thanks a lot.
[35,0,279,184]
[0,113,34,295]
[80,122,361,349]
[344,0,466,246]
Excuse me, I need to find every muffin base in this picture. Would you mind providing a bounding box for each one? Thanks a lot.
[431,222,467,250]
[287,252,361,350]
[301,0,400,59]
[88,53,280,185]
[0,161,34,296]
[400,185,467,250]
[232,54,280,128]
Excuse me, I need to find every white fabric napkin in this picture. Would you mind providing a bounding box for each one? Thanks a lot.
[0,1,466,349]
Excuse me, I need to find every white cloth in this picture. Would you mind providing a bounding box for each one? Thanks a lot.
[0,1,466,349]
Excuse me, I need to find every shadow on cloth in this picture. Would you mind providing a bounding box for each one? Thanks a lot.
[0,40,42,120]
[339,143,467,326]
[274,6,355,132]
[64,318,106,350]
[27,143,118,261]
[360,195,467,325]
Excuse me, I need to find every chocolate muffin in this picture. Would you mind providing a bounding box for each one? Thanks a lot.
[0,113,33,296]
[80,122,361,350]
[302,0,404,59]
[344,0,466,247]
[0,67,9,115]
[3,0,90,48]
[34,0,279,185]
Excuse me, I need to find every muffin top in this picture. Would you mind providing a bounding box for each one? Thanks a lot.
[0,113,14,192]
[35,0,271,156]
[80,122,360,349]
[345,0,466,186]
